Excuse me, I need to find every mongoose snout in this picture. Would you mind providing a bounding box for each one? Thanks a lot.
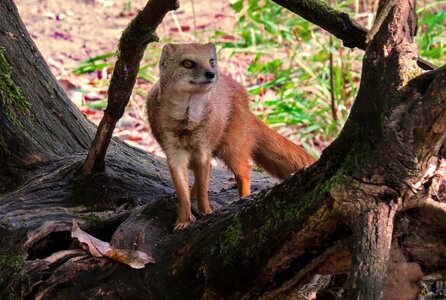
[205,71,215,79]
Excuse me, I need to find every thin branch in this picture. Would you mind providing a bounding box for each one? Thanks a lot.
[271,0,436,70]
[328,36,338,122]
[328,0,338,123]
[82,0,179,175]
[366,0,395,43]
[272,0,368,49]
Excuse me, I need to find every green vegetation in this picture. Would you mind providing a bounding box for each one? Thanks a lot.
[0,249,24,281]
[417,4,446,63]
[78,213,103,223]
[73,52,117,75]
[218,218,243,266]
[73,0,445,154]
[0,249,26,299]
[219,0,360,155]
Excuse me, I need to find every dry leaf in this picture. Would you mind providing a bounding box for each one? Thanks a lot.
[71,221,155,269]
[72,221,111,257]
[106,249,155,269]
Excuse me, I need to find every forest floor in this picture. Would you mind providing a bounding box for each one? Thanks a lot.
[15,0,244,156]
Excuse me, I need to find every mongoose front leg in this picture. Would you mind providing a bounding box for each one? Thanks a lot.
[166,149,193,230]
[191,152,212,215]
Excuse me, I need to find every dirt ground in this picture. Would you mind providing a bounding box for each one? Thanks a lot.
[14,0,239,154]
[15,0,234,70]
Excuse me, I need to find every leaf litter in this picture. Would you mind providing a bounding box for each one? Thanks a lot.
[71,220,155,269]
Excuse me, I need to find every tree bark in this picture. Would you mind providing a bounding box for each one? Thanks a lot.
[0,1,95,192]
[349,203,397,299]
[1,0,446,299]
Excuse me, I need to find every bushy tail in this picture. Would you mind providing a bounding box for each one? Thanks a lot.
[250,113,315,179]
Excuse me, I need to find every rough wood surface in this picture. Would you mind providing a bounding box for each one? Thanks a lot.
[349,203,397,299]
[0,0,94,192]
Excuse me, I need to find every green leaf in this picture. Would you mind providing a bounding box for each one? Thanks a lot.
[83,99,108,110]
[73,62,114,74]
[231,0,244,13]
[79,52,116,64]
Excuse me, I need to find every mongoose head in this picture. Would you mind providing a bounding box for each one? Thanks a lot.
[159,43,218,93]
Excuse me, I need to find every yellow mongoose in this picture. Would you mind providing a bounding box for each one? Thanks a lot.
[146,43,315,229]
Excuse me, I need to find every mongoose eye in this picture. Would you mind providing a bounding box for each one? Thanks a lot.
[181,59,195,69]
[209,59,216,68]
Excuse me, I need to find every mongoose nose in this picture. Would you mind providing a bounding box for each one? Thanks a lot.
[205,71,215,79]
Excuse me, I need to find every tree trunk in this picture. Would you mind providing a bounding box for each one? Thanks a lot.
[1,0,446,299]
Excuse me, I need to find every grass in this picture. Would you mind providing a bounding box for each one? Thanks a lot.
[72,0,446,155]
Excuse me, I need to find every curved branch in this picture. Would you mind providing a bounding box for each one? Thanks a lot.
[82,0,179,175]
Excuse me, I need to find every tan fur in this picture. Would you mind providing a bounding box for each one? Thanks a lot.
[146,43,315,229]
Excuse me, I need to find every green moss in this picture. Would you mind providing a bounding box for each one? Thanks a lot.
[78,213,103,223]
[0,249,24,279]
[0,249,26,298]
[400,68,423,87]
[218,218,243,266]
[245,219,273,261]
[0,47,30,125]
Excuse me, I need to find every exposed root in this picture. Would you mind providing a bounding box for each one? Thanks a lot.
[422,269,446,282]
[259,245,351,299]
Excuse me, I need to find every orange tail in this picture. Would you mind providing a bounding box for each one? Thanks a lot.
[251,113,315,179]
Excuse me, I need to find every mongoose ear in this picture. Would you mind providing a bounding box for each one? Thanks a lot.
[160,44,176,69]
[206,43,217,58]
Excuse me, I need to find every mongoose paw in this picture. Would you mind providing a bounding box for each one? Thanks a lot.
[199,207,212,215]
[174,221,191,231]
[174,215,196,231]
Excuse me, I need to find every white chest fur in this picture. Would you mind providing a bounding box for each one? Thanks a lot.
[170,93,209,123]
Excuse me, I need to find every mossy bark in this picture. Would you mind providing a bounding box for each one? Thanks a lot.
[0,1,95,193]
[0,47,30,125]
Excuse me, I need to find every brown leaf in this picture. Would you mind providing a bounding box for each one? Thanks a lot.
[71,221,155,268]
[106,249,155,269]
[71,221,111,257]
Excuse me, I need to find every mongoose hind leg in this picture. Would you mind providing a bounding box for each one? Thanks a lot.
[224,157,251,198]
[234,166,251,198]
